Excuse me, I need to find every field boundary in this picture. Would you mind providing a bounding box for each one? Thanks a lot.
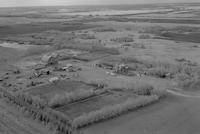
[72,95,160,128]
[0,87,76,134]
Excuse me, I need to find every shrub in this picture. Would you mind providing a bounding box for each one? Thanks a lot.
[122,43,132,47]
[90,46,120,55]
[127,81,154,96]
[132,43,146,49]
[175,58,198,66]
[78,34,96,40]
[142,26,166,35]
[125,28,132,31]
[175,71,200,91]
[173,64,200,91]
[23,45,53,56]
[175,58,187,62]
[151,89,168,98]
[139,34,151,39]
[148,67,173,78]
[94,28,117,32]
[174,26,199,33]
[100,56,198,80]
[87,79,108,89]
[111,37,134,43]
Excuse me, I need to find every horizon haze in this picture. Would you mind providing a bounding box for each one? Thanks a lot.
[0,0,200,7]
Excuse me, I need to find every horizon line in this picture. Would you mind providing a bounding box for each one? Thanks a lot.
[0,2,200,8]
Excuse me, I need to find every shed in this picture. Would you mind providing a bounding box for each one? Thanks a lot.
[41,53,58,65]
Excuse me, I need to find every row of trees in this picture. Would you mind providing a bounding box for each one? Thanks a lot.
[0,88,75,134]
[73,95,159,128]
[110,37,134,43]
[48,89,106,108]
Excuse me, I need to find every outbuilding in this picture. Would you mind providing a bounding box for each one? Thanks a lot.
[41,53,59,65]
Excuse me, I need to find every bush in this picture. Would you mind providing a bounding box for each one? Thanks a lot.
[175,58,187,62]
[127,81,154,96]
[146,62,185,79]
[87,79,108,89]
[148,66,173,78]
[132,43,146,49]
[78,34,96,40]
[175,58,197,67]
[139,34,151,39]
[175,71,200,91]
[23,45,52,56]
[125,28,132,31]
[142,26,166,35]
[111,37,134,43]
[151,89,168,98]
[100,56,198,80]
[94,28,117,32]
[90,46,120,55]
[122,43,132,47]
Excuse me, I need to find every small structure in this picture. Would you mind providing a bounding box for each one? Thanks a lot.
[30,68,51,79]
[41,69,51,75]
[41,53,59,65]
[96,63,113,70]
[33,71,43,78]
[106,71,117,77]
[49,77,60,83]
[61,64,81,72]
[34,64,46,71]
[62,64,73,71]
[114,64,129,74]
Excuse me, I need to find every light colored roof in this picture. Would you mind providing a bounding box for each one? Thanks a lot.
[41,53,58,62]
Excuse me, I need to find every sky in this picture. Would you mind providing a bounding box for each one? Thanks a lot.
[0,0,199,7]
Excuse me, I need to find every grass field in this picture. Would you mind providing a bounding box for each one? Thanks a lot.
[0,100,54,134]
[56,90,138,119]
[26,80,96,99]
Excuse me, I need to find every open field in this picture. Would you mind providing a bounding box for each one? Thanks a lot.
[56,90,138,119]
[0,22,96,38]
[26,80,95,96]
[0,99,54,134]
[83,94,200,134]
[0,3,200,134]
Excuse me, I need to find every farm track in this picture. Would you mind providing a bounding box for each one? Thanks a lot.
[0,99,52,134]
[167,89,200,98]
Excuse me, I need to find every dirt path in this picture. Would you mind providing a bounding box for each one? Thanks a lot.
[167,89,200,98]
[0,99,53,134]
[83,93,200,134]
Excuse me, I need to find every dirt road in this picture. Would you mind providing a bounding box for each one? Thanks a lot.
[83,93,200,134]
